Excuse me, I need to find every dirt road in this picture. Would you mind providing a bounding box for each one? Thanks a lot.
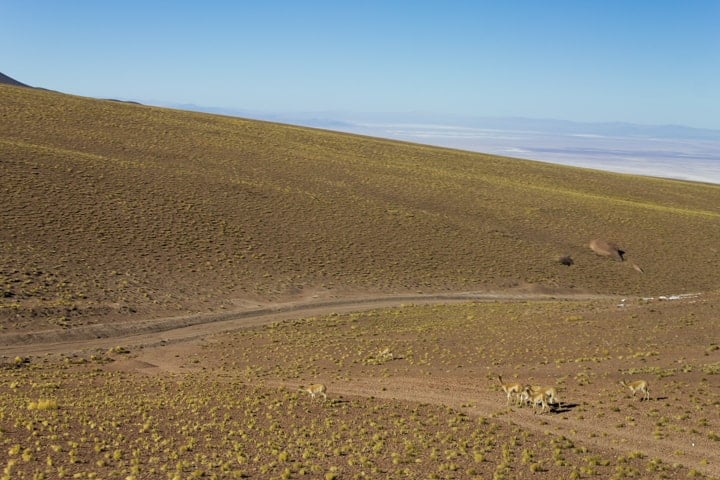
[0,291,605,358]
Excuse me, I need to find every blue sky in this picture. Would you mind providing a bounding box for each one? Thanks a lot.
[2,1,719,129]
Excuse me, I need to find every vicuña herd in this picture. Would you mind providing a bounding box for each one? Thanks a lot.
[297,376,651,413]
[497,375,650,414]
[497,376,562,414]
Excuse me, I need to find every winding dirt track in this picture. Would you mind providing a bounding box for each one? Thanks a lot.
[0,291,605,357]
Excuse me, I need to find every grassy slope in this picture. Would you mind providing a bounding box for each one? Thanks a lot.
[2,85,720,325]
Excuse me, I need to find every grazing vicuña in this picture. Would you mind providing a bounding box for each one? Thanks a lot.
[521,386,550,414]
[522,385,561,408]
[620,379,650,401]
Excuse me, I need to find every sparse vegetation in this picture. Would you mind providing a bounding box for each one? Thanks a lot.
[3,84,720,332]
[0,85,718,478]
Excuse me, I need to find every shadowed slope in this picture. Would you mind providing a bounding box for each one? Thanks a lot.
[2,85,720,328]
[0,72,30,87]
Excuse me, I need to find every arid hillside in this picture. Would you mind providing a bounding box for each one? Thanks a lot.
[2,84,720,480]
[2,84,720,330]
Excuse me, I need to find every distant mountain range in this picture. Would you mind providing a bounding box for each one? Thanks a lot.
[3,71,717,141]
[168,104,720,142]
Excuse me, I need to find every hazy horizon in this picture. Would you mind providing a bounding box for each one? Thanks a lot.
[3,2,719,130]
[336,120,720,185]
[162,102,720,185]
[5,63,717,184]
[4,1,718,182]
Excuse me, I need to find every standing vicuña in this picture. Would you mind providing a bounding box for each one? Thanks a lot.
[521,386,550,414]
[589,239,625,262]
[497,375,522,406]
[620,379,650,401]
[522,385,561,409]
[300,384,327,401]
